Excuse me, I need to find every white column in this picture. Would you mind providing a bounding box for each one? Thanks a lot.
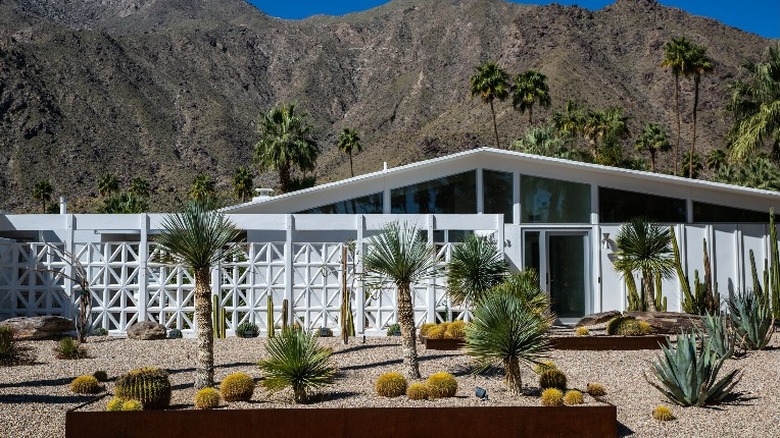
[590,184,599,225]
[513,172,521,225]
[64,214,75,320]
[138,214,149,323]
[355,214,365,334]
[426,214,436,323]
[476,168,484,214]
[284,214,294,324]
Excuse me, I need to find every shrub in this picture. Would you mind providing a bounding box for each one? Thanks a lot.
[55,337,88,360]
[375,372,408,397]
[425,323,448,339]
[652,405,675,421]
[92,327,109,336]
[575,327,590,336]
[93,370,109,382]
[426,372,457,398]
[235,322,259,338]
[167,328,183,339]
[220,372,255,402]
[606,316,644,336]
[0,325,32,366]
[444,321,466,339]
[702,312,736,359]
[70,375,101,394]
[258,327,336,404]
[563,390,584,405]
[638,320,654,334]
[106,397,124,411]
[728,291,773,350]
[407,382,429,400]
[385,323,401,336]
[533,360,557,375]
[115,367,172,409]
[540,388,563,406]
[194,387,221,409]
[121,399,144,411]
[647,331,741,406]
[586,383,607,397]
[316,327,333,337]
[419,323,437,337]
[539,369,567,390]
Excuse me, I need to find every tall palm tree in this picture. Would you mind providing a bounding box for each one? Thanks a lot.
[583,107,630,158]
[688,43,715,178]
[512,70,551,125]
[661,37,694,175]
[363,222,439,378]
[681,151,703,179]
[446,234,508,306]
[232,167,254,203]
[635,123,671,172]
[32,180,53,214]
[156,202,241,389]
[189,174,216,203]
[97,173,119,198]
[129,177,151,199]
[513,125,572,159]
[255,103,320,193]
[470,61,510,149]
[552,100,586,139]
[727,44,780,161]
[612,219,675,312]
[337,128,363,177]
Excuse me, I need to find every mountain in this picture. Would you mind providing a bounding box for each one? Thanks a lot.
[0,0,773,212]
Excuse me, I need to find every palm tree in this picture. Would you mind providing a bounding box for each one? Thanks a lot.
[189,174,216,202]
[99,192,148,213]
[32,180,53,214]
[635,123,671,172]
[715,155,780,191]
[688,43,715,178]
[513,125,572,159]
[612,219,675,312]
[727,44,780,161]
[583,107,630,158]
[156,202,241,389]
[464,286,553,396]
[446,234,508,306]
[661,37,694,175]
[129,177,151,198]
[337,128,363,177]
[705,149,727,171]
[232,167,254,203]
[97,173,119,198]
[512,70,551,125]
[255,103,320,193]
[681,151,703,179]
[363,222,439,378]
[552,100,586,139]
[470,61,511,149]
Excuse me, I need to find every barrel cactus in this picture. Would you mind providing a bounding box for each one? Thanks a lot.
[539,368,567,390]
[563,389,584,405]
[652,405,675,421]
[426,372,457,398]
[375,372,408,397]
[540,388,563,406]
[70,375,101,394]
[220,372,255,402]
[195,387,221,409]
[115,367,172,409]
[407,382,429,400]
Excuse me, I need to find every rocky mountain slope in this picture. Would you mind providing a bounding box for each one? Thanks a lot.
[0,0,773,212]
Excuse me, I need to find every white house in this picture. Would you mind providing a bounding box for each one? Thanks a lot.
[0,148,777,334]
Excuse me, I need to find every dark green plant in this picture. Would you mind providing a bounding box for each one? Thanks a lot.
[316,327,333,337]
[32,179,54,213]
[55,337,88,360]
[93,370,109,382]
[647,331,741,407]
[167,328,183,339]
[0,326,33,366]
[470,61,511,148]
[446,234,509,306]
[727,291,774,350]
[670,229,719,315]
[232,166,254,203]
[92,327,108,336]
[115,367,172,410]
[538,368,567,390]
[701,312,736,360]
[386,323,401,337]
[189,174,217,203]
[489,271,548,315]
[257,327,336,404]
[635,122,671,172]
[464,288,553,396]
[512,70,551,125]
[236,321,260,338]
[337,128,363,178]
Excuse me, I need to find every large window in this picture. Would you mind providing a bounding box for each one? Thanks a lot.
[520,175,590,223]
[599,187,686,223]
[693,202,768,223]
[483,170,513,223]
[391,171,476,214]
[297,193,383,214]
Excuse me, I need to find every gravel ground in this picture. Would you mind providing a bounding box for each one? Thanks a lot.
[2,333,780,437]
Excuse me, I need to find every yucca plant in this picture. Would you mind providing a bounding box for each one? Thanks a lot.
[446,234,508,306]
[258,327,336,404]
[727,291,774,351]
[464,287,553,396]
[490,270,548,315]
[647,331,741,407]
[701,312,737,359]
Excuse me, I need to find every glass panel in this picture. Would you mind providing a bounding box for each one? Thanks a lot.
[599,187,686,223]
[520,175,590,223]
[693,202,768,223]
[549,234,586,318]
[297,192,383,214]
[484,170,513,223]
[524,231,540,273]
[390,171,476,214]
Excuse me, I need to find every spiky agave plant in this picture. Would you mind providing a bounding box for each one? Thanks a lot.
[464,288,553,396]
[258,327,336,404]
[446,233,508,306]
[727,290,774,351]
[646,331,741,407]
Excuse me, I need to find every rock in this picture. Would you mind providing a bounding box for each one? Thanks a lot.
[126,321,167,340]
[0,316,74,340]
[575,310,622,327]
[624,311,704,334]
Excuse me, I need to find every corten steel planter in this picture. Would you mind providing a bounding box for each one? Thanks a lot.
[551,334,669,350]
[67,404,617,438]
[421,336,465,350]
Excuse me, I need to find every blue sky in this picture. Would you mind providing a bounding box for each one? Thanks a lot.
[248,1,779,39]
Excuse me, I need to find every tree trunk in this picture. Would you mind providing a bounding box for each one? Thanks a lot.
[490,100,500,149]
[194,268,215,389]
[397,282,420,379]
[528,106,533,126]
[650,150,657,172]
[643,270,657,312]
[504,358,523,396]
[349,154,354,178]
[674,73,681,176]
[690,76,700,179]
[279,162,291,193]
[293,386,307,404]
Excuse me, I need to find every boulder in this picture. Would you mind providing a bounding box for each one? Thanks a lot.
[624,311,704,334]
[0,316,74,340]
[575,310,621,327]
[126,321,167,340]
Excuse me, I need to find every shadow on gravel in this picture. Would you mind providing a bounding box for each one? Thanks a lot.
[339,354,452,372]
[0,393,97,405]
[315,391,361,402]
[0,376,75,389]
[332,344,391,355]
[617,421,635,437]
